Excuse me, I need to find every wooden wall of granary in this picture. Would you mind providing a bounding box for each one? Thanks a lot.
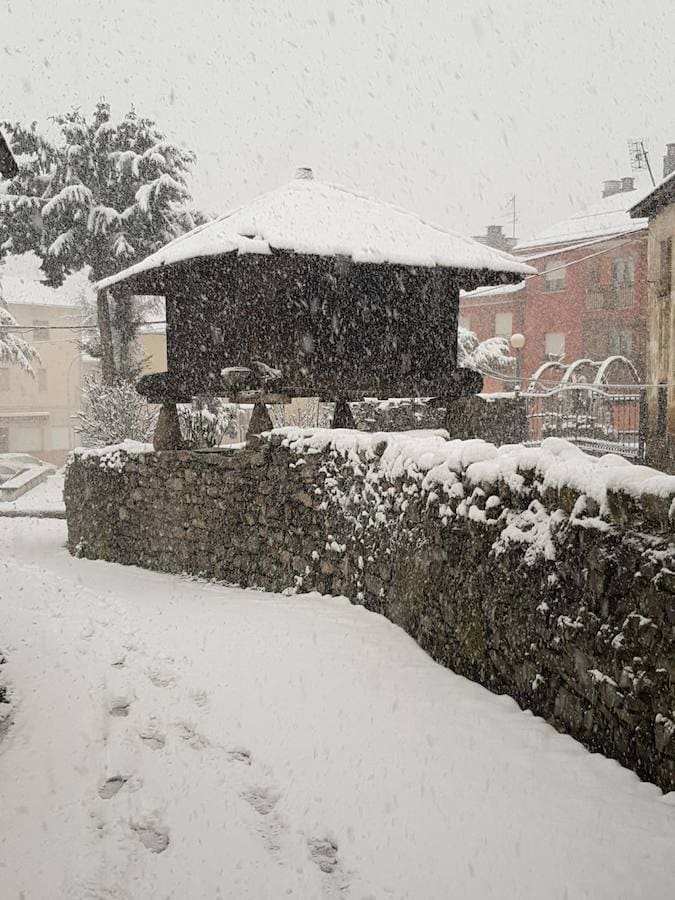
[161,253,460,400]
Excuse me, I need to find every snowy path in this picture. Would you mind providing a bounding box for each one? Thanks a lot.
[0,520,674,900]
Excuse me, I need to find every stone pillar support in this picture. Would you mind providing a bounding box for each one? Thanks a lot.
[247,400,273,439]
[153,402,183,450]
[332,399,356,429]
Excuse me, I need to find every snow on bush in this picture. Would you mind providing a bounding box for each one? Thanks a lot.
[75,376,158,448]
[457,325,515,375]
[177,397,239,448]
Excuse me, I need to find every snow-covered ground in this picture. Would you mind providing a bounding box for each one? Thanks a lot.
[0,473,65,516]
[1,519,674,900]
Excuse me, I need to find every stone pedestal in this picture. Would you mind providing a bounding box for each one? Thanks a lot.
[246,400,273,439]
[153,403,183,450]
[332,399,356,428]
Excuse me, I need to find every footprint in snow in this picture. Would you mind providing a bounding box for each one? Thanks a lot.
[242,786,278,816]
[308,837,339,874]
[175,722,209,750]
[110,702,130,718]
[98,776,127,799]
[139,728,166,750]
[242,787,285,853]
[146,666,177,688]
[131,822,170,854]
[228,747,251,765]
[191,688,208,708]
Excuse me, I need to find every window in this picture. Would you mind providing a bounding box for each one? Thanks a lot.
[587,260,601,286]
[582,325,605,361]
[612,257,634,285]
[494,311,512,337]
[544,332,565,359]
[543,259,566,292]
[609,257,635,307]
[0,368,8,392]
[659,238,672,298]
[608,329,633,358]
[38,368,47,393]
[32,319,50,341]
[14,425,42,452]
[50,426,71,450]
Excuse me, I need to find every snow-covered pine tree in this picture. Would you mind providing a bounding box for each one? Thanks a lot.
[0,103,201,379]
[0,305,39,375]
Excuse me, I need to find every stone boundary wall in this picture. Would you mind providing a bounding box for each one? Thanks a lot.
[350,394,525,445]
[65,432,675,791]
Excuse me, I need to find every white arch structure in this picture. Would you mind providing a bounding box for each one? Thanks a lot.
[527,356,640,392]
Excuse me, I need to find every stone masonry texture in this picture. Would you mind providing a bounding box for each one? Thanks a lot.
[65,433,675,792]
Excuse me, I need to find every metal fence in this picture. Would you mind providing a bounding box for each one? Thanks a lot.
[523,383,647,463]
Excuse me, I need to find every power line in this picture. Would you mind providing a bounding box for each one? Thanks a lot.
[0,320,167,332]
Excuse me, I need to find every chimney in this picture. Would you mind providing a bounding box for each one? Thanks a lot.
[295,166,314,180]
[602,179,622,198]
[621,176,635,193]
[664,143,675,179]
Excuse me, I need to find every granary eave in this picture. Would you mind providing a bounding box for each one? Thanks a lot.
[96,175,535,293]
[97,248,528,298]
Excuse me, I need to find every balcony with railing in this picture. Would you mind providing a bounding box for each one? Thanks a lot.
[585,283,634,310]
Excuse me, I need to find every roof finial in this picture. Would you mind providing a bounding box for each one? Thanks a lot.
[294,166,313,180]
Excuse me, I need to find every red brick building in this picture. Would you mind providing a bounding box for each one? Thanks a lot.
[460,179,649,390]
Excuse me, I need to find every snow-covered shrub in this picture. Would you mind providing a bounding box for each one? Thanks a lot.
[458,325,515,375]
[270,398,332,429]
[177,397,239,448]
[76,375,158,447]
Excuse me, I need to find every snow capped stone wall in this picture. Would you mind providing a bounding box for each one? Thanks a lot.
[65,431,675,792]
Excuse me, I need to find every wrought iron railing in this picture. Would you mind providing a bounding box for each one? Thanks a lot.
[585,284,634,310]
[523,383,646,463]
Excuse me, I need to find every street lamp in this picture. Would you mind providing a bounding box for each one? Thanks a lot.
[510,332,526,392]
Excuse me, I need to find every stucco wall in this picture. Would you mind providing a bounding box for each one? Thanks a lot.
[645,204,675,472]
[0,301,81,464]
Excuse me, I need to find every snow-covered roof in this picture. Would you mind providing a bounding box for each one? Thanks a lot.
[97,172,535,291]
[516,185,649,252]
[0,252,93,309]
[629,168,675,219]
[460,281,526,301]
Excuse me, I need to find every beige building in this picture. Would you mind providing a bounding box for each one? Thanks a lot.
[630,144,675,472]
[0,254,90,465]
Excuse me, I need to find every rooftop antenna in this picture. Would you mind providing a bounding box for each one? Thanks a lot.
[628,138,656,187]
[507,194,517,240]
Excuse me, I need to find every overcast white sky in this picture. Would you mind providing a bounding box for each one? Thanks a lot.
[2,0,673,241]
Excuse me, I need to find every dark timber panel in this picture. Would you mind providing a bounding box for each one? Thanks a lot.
[150,251,467,401]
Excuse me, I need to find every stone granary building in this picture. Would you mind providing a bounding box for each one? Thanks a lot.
[97,168,533,444]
